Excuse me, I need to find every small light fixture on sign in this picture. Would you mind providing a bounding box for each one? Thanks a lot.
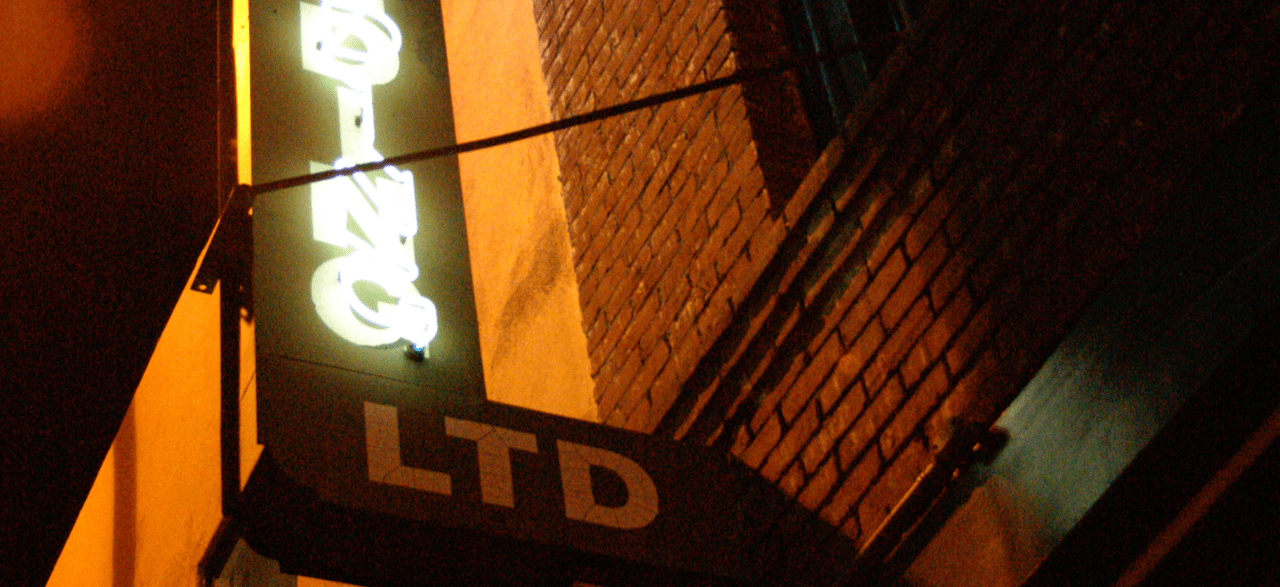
[405,343,427,362]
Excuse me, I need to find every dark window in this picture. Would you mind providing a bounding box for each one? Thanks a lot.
[780,0,919,145]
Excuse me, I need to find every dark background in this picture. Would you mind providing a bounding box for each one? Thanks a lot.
[0,1,220,584]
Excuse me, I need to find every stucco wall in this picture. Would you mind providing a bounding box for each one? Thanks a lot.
[441,0,598,422]
[46,274,223,587]
[47,2,596,586]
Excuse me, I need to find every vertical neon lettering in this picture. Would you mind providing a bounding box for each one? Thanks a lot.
[300,0,439,353]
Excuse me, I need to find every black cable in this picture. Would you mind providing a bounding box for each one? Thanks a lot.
[247,31,906,196]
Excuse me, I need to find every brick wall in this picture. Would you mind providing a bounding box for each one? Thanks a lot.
[677,0,1277,549]
[534,0,1278,560]
[531,0,811,431]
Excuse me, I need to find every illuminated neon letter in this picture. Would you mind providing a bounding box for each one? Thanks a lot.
[300,0,438,352]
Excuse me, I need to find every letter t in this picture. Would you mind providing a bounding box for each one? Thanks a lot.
[445,418,539,508]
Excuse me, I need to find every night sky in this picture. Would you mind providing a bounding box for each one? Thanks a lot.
[1,1,219,583]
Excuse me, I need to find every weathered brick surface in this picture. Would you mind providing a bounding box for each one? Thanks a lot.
[533,0,802,432]
[693,0,1278,550]
[537,0,1279,567]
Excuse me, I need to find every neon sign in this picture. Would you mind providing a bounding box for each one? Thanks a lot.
[300,0,438,354]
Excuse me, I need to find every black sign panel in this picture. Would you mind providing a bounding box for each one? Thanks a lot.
[250,0,483,396]
[243,1,856,585]
[250,357,773,585]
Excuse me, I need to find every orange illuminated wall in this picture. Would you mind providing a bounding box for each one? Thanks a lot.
[47,1,594,585]
[46,264,224,587]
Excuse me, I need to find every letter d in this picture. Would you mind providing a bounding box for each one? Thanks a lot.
[556,441,658,529]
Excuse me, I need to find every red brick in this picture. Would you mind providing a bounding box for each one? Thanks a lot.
[908,227,950,287]
[709,149,755,222]
[836,317,884,387]
[732,424,747,462]
[560,41,594,114]
[696,194,742,276]
[723,109,758,167]
[604,406,627,427]
[949,347,1006,423]
[923,285,971,360]
[601,291,662,370]
[598,8,643,87]
[591,300,633,370]
[840,514,861,542]
[633,338,671,392]
[584,306,607,349]
[880,363,948,458]
[821,360,863,414]
[820,449,881,527]
[613,9,661,90]
[868,248,908,308]
[752,359,798,429]
[658,253,692,308]
[669,22,702,86]
[542,17,577,89]
[632,120,680,187]
[717,189,768,278]
[668,282,705,347]
[648,364,683,425]
[943,179,989,247]
[859,328,894,395]
[675,171,722,239]
[856,438,931,548]
[746,220,786,274]
[576,208,620,283]
[832,145,887,213]
[874,297,934,379]
[779,462,806,499]
[703,27,734,78]
[692,295,733,352]
[760,402,820,482]
[593,358,618,402]
[717,244,762,311]
[637,289,677,348]
[638,191,691,278]
[632,18,681,97]
[632,246,679,318]
[687,16,726,83]
[944,299,995,376]
[602,125,642,186]
[800,387,866,475]
[868,213,911,271]
[620,387,649,425]
[899,331,936,389]
[798,457,841,511]
[693,0,721,33]
[665,329,703,387]
[860,181,897,230]
[780,334,841,422]
[839,375,904,471]
[905,191,950,260]
[880,260,926,332]
[922,374,970,454]
[609,350,650,416]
